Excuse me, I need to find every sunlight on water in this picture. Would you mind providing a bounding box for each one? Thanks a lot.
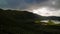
[41,20,60,24]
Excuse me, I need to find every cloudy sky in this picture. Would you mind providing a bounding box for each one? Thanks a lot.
[0,0,47,9]
[0,0,60,16]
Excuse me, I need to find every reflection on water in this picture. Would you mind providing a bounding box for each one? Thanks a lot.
[41,20,60,24]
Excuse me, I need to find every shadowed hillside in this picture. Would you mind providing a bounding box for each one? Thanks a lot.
[0,9,41,34]
[0,9,60,34]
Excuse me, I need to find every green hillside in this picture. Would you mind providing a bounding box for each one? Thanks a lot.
[0,9,60,34]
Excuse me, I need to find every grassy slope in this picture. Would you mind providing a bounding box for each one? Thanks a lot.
[0,9,60,34]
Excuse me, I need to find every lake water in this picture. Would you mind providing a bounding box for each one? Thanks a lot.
[41,20,60,24]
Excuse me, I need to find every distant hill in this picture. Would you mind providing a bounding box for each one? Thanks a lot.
[42,16,60,21]
[0,9,42,24]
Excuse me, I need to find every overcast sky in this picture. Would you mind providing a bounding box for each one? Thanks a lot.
[0,0,60,9]
[0,0,60,16]
[0,0,48,10]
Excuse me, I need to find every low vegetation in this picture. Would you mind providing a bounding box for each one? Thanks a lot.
[0,9,60,34]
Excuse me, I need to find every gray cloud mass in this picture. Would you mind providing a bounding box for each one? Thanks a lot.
[0,0,60,16]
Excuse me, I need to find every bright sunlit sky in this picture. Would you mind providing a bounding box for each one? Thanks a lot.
[0,0,60,16]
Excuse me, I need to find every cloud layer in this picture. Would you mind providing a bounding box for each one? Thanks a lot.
[0,0,60,10]
[27,0,60,16]
[0,0,60,16]
[0,0,48,10]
